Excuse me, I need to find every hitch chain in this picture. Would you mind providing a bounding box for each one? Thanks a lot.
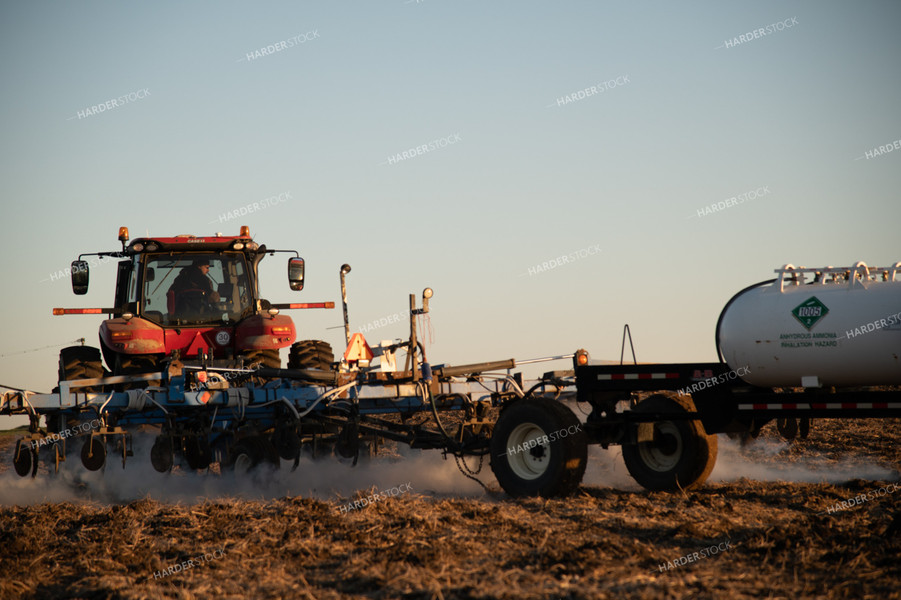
[452,452,492,494]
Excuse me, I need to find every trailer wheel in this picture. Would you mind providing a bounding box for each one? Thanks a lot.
[288,340,334,371]
[489,397,587,498]
[59,346,104,392]
[622,394,717,492]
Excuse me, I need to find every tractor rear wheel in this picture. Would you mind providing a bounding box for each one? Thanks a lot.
[288,340,334,371]
[58,346,104,392]
[622,393,718,492]
[114,353,160,375]
[110,353,161,390]
[242,349,281,370]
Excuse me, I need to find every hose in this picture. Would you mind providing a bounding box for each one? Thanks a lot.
[257,396,300,420]
[424,383,457,445]
[294,381,359,419]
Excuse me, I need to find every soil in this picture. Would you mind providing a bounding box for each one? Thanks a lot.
[0,417,899,600]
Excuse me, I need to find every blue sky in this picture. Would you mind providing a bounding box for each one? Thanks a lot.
[1,1,899,426]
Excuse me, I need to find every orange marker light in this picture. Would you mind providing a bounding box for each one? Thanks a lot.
[52,308,105,315]
[575,349,590,366]
[287,302,335,309]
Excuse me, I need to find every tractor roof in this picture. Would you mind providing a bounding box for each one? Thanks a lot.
[118,226,261,254]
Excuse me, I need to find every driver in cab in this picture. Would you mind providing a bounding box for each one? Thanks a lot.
[169,258,220,319]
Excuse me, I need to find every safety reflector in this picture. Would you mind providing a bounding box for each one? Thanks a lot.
[344,333,374,363]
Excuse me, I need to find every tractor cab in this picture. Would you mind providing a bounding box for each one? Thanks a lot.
[132,252,254,326]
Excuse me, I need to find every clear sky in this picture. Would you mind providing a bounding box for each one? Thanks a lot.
[1,1,899,428]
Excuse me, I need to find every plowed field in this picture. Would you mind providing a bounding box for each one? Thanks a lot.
[1,417,899,599]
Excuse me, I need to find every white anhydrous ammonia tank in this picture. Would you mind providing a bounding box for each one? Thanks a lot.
[717,262,901,388]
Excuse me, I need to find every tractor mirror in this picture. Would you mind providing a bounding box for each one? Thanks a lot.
[145,267,155,282]
[71,260,89,295]
[288,257,304,291]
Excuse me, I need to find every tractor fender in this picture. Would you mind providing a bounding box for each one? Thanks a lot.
[100,317,166,354]
[235,314,297,350]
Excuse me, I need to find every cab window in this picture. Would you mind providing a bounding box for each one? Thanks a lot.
[141,253,252,325]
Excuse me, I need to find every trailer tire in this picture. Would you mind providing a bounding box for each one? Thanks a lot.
[288,340,334,371]
[622,394,717,492]
[59,346,104,392]
[489,397,587,498]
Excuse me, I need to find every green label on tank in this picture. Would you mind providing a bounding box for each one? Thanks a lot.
[791,296,829,330]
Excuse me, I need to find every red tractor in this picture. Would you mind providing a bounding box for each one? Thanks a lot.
[55,226,335,382]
